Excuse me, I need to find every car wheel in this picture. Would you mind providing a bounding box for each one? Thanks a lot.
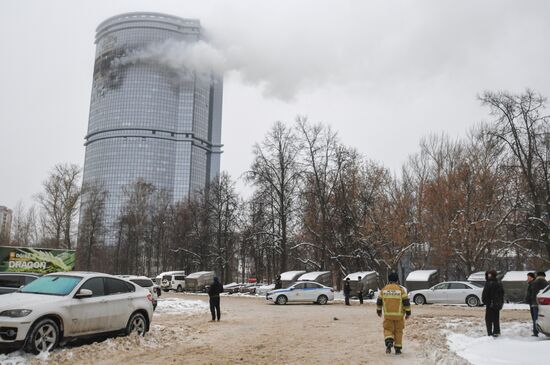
[177,285,183,293]
[24,318,60,354]
[126,312,148,336]
[317,295,328,305]
[414,294,426,305]
[466,295,480,307]
[276,295,288,305]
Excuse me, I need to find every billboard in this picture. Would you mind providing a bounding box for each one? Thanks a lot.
[0,246,76,274]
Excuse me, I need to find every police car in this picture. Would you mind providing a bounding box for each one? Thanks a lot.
[266,281,334,305]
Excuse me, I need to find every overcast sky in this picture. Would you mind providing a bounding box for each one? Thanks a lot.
[1,0,550,210]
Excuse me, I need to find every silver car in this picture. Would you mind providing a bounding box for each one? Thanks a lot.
[409,281,484,307]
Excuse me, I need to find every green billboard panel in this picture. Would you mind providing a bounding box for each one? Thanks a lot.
[0,246,76,274]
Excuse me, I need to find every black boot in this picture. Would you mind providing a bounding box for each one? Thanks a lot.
[395,347,402,355]
[385,339,393,354]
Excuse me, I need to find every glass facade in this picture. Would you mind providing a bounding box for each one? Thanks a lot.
[81,12,223,243]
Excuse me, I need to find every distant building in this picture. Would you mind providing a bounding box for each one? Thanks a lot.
[80,12,223,242]
[0,206,12,242]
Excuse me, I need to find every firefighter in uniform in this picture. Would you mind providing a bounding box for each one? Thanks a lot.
[376,272,411,355]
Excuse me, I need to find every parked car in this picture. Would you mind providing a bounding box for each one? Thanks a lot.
[118,275,161,310]
[0,272,154,354]
[266,281,335,305]
[409,281,483,307]
[256,283,276,296]
[239,282,262,295]
[157,271,186,292]
[536,285,550,336]
[0,273,40,294]
[223,282,244,294]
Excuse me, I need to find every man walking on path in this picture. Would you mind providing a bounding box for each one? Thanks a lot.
[357,276,364,304]
[344,277,351,306]
[526,271,549,336]
[208,277,224,322]
[482,270,504,337]
[376,272,411,355]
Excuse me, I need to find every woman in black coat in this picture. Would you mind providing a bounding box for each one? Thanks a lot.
[482,270,504,337]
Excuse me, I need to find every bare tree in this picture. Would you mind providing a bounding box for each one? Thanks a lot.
[296,118,343,271]
[10,201,40,247]
[77,181,108,270]
[247,121,301,273]
[35,163,81,249]
[481,90,550,260]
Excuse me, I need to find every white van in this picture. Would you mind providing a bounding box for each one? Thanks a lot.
[157,271,186,292]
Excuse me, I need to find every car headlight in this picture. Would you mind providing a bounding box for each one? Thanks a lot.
[0,309,33,318]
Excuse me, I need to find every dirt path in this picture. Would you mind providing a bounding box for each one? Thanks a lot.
[34,294,531,365]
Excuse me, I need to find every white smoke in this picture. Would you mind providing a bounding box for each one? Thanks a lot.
[120,39,228,82]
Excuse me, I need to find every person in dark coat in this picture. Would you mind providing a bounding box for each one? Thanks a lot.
[482,269,504,337]
[274,275,282,290]
[528,271,549,336]
[208,277,224,322]
[344,278,352,306]
[357,276,364,305]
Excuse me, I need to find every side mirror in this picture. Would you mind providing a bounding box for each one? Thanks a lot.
[75,289,93,298]
[289,287,295,291]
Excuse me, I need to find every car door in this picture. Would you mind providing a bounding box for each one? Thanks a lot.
[305,283,322,300]
[290,283,306,301]
[67,277,112,335]
[447,283,469,303]
[104,278,137,330]
[430,283,450,303]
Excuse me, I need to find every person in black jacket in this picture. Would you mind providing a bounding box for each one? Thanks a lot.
[208,277,224,322]
[344,278,351,306]
[525,272,537,336]
[482,270,504,337]
[274,275,282,290]
[528,271,549,336]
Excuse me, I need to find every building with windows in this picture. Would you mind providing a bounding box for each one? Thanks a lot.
[81,12,223,241]
[0,206,12,243]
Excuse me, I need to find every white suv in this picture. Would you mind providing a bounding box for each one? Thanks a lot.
[0,272,154,354]
[158,271,186,292]
[118,275,161,310]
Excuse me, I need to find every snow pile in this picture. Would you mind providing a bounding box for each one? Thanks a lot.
[0,352,28,365]
[155,298,209,315]
[446,321,550,365]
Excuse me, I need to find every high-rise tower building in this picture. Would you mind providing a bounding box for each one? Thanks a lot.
[81,12,223,238]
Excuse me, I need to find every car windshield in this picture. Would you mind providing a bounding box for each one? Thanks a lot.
[19,275,82,296]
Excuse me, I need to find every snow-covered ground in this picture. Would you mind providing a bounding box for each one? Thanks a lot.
[154,297,209,315]
[446,321,550,365]
[0,352,27,365]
